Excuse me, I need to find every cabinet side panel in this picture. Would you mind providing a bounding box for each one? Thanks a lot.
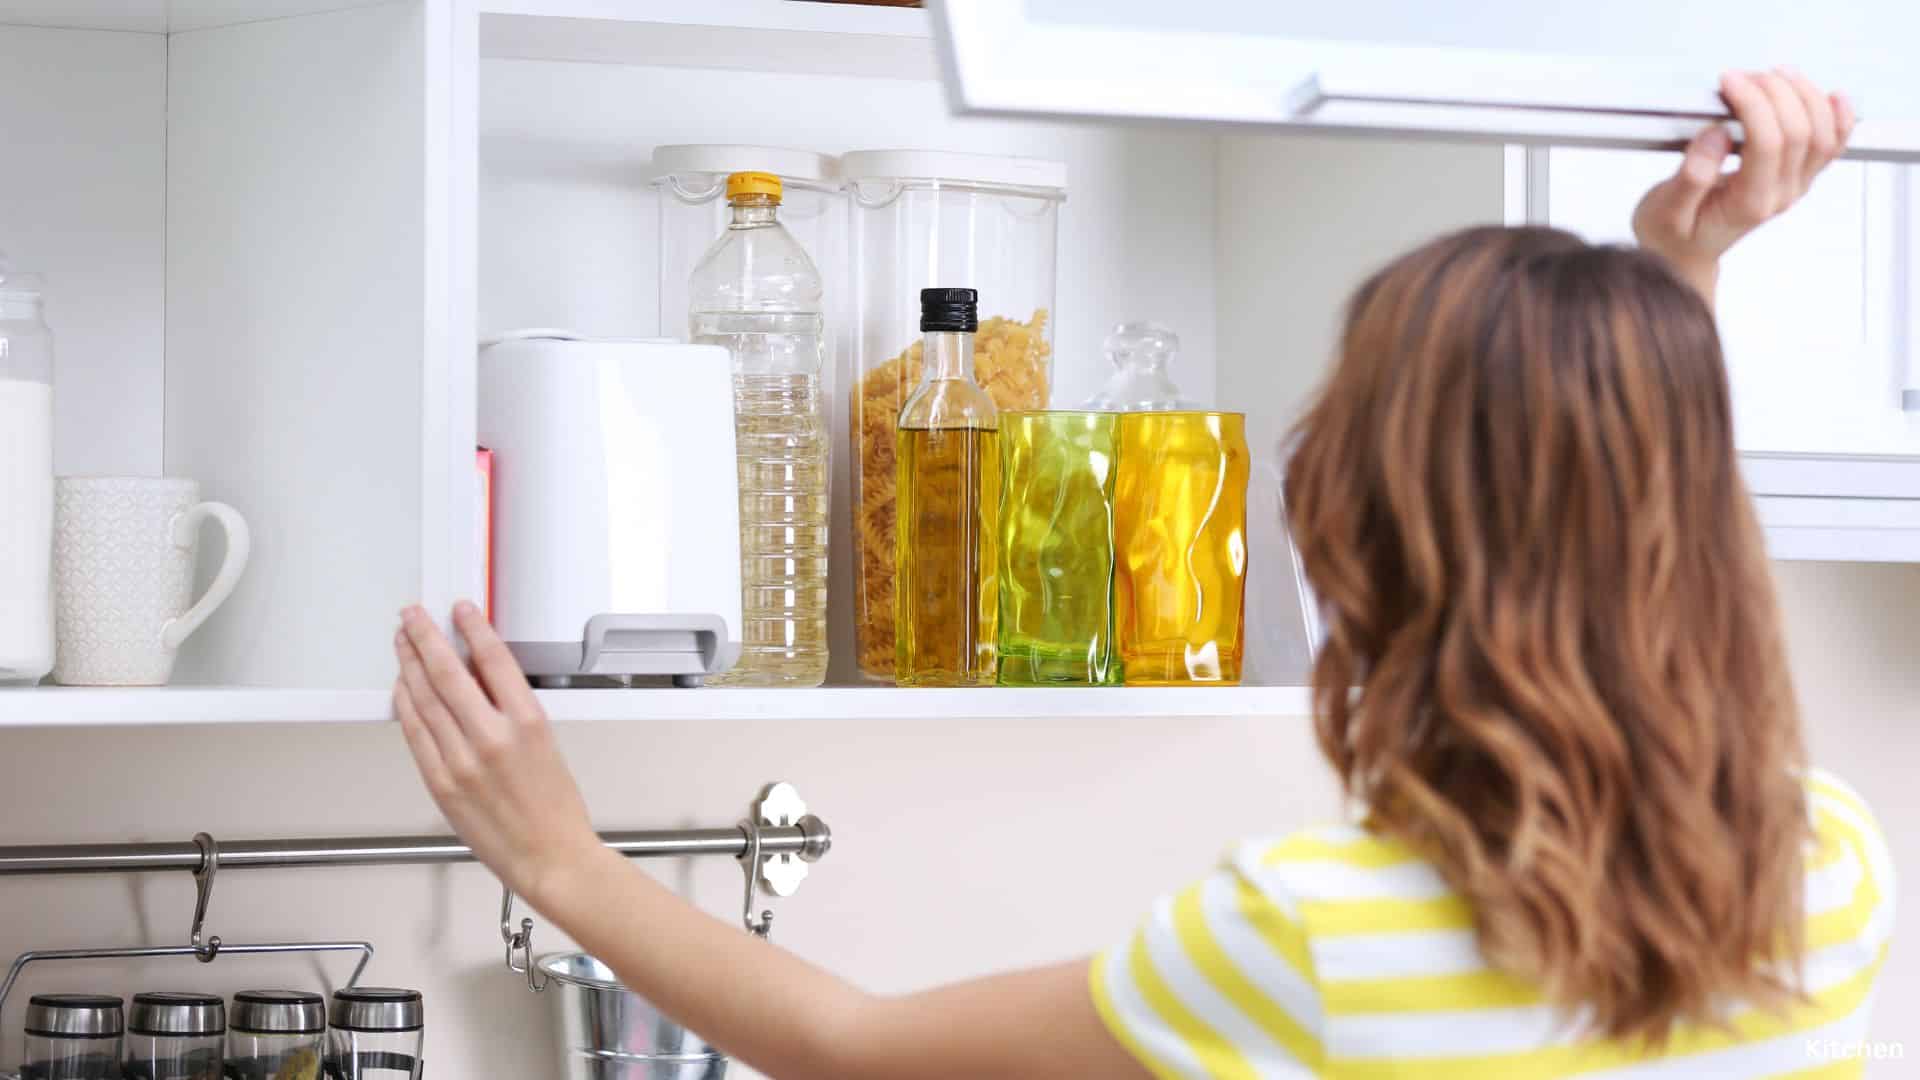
[166,2,427,687]
[1215,134,1505,683]
[0,26,166,476]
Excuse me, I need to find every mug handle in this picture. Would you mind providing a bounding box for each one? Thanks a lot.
[161,501,252,651]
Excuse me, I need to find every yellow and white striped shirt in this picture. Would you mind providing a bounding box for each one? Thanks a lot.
[1092,770,1894,1079]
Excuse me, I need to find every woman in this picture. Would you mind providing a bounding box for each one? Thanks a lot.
[392,69,1891,1078]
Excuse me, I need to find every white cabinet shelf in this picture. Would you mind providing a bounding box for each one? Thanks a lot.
[539,686,1314,723]
[478,0,931,79]
[0,687,392,727]
[0,685,1313,727]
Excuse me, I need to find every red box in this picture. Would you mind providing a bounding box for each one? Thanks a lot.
[477,447,494,622]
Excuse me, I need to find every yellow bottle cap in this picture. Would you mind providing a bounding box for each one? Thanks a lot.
[726,171,783,202]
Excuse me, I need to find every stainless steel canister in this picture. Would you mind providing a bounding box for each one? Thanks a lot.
[537,953,725,1080]
[20,994,123,1080]
[325,988,421,1079]
[124,992,224,1080]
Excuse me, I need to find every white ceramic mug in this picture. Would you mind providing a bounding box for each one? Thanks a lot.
[52,477,250,686]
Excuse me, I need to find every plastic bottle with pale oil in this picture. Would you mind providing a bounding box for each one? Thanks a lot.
[895,288,1002,686]
[688,171,830,686]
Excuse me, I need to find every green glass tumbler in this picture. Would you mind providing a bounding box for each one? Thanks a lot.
[996,411,1122,686]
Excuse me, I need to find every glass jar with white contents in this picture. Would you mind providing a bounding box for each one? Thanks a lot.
[0,259,56,685]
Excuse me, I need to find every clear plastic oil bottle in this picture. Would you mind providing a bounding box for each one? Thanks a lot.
[896,288,1001,686]
[689,172,830,687]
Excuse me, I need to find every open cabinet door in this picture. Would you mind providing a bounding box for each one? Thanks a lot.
[931,0,1920,162]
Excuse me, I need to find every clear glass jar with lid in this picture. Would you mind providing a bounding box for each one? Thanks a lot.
[225,991,325,1080]
[844,150,1065,681]
[1081,322,1198,411]
[325,988,422,1079]
[124,992,224,1080]
[0,258,55,685]
[21,993,122,1080]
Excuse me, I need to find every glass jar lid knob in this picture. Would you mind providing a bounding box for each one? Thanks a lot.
[1081,321,1195,412]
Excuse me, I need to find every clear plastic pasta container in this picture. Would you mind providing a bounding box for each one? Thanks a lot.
[844,150,1065,680]
[652,144,843,342]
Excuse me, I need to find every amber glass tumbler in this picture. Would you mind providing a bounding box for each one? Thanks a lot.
[1113,412,1250,684]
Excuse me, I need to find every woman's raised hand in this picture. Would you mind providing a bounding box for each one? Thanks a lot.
[1633,69,1855,303]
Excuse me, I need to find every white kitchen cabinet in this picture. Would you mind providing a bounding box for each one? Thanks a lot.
[1514,146,1920,559]
[13,0,1911,726]
[0,2,449,715]
[0,0,1328,726]
[937,1,1920,561]
[935,0,1920,162]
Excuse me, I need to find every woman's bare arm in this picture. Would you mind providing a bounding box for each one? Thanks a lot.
[393,602,1149,1080]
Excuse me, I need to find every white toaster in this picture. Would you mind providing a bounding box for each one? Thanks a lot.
[478,332,742,686]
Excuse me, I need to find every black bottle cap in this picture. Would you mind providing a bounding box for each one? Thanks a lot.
[920,287,979,333]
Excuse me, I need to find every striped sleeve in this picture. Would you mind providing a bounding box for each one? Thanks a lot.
[1090,859,1325,1079]
[1804,768,1896,963]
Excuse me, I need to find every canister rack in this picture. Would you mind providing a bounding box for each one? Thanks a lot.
[0,782,830,1012]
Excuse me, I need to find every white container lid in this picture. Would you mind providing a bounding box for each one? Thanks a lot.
[651,144,838,182]
[840,149,1067,192]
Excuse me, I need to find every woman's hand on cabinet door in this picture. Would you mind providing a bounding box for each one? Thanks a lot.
[1632,68,1855,306]
[393,601,612,912]
[388,603,1155,1080]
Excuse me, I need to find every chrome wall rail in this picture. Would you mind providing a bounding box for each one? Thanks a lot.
[0,823,830,875]
[0,780,834,876]
[0,782,832,1011]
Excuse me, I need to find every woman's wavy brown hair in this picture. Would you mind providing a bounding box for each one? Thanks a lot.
[1285,225,1807,1043]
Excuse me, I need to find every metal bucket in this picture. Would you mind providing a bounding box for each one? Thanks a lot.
[538,953,727,1080]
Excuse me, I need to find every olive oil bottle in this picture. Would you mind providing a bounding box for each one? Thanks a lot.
[896,288,1001,686]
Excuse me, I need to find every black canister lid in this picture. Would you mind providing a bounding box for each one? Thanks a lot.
[25,994,123,1038]
[920,287,979,333]
[129,992,225,1037]
[329,987,423,1033]
[231,990,327,1034]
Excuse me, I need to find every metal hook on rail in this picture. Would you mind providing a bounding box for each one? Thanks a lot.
[189,833,221,962]
[738,818,773,940]
[500,887,549,993]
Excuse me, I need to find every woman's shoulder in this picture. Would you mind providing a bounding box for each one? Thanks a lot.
[1805,767,1886,834]
[1222,824,1466,935]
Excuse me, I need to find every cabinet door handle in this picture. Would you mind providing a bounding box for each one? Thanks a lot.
[1289,64,1920,163]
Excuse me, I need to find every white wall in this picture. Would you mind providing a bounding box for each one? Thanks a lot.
[478,56,1220,415]
[1214,132,1508,461]
[0,25,166,477]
